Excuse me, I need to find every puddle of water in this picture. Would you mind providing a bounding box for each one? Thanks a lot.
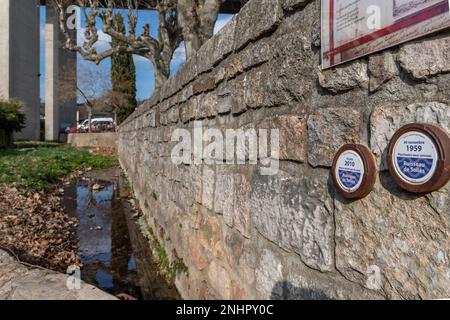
[63,167,180,300]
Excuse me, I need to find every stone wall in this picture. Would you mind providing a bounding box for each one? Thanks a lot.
[118,0,450,300]
[68,133,118,152]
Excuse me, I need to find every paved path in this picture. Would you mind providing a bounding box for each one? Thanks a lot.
[0,250,116,300]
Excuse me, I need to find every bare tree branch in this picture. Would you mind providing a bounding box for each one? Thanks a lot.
[177,0,225,57]
[52,0,226,91]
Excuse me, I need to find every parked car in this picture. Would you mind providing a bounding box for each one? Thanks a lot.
[77,119,89,131]
[91,120,116,132]
[78,118,116,133]
[68,126,78,134]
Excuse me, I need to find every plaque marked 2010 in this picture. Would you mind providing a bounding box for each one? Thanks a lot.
[336,150,365,193]
[388,124,450,193]
[332,144,376,200]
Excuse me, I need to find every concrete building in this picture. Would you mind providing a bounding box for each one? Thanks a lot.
[0,0,41,140]
[0,0,77,142]
[0,0,76,141]
[45,4,77,141]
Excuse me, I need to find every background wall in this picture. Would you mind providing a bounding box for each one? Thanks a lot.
[68,132,118,152]
[118,0,450,300]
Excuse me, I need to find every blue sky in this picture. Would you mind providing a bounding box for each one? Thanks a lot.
[39,6,233,103]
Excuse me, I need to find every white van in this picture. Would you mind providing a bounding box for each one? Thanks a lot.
[78,118,116,132]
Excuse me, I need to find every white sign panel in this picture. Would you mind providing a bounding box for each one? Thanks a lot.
[335,150,365,192]
[321,0,450,68]
[392,131,438,184]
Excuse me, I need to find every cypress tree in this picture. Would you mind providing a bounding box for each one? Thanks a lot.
[111,13,137,123]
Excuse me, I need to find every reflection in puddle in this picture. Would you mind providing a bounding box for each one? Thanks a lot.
[65,177,140,297]
[63,168,180,300]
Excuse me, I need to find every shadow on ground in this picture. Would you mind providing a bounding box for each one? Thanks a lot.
[271,281,331,300]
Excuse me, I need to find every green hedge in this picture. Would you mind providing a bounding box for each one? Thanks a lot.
[0,99,26,147]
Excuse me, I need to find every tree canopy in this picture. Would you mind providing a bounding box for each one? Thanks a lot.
[0,100,26,133]
[53,0,227,90]
[111,13,138,123]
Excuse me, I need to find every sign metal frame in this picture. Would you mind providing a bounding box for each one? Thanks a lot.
[321,0,450,69]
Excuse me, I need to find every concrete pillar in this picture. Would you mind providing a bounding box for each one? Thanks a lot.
[45,4,77,141]
[0,0,40,141]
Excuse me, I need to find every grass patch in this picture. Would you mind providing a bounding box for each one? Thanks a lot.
[0,141,117,190]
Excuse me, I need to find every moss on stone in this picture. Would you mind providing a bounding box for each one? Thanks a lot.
[137,217,188,283]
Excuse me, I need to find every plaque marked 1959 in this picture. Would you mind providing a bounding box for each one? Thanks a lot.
[332,144,376,200]
[387,124,450,193]
[393,131,438,184]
